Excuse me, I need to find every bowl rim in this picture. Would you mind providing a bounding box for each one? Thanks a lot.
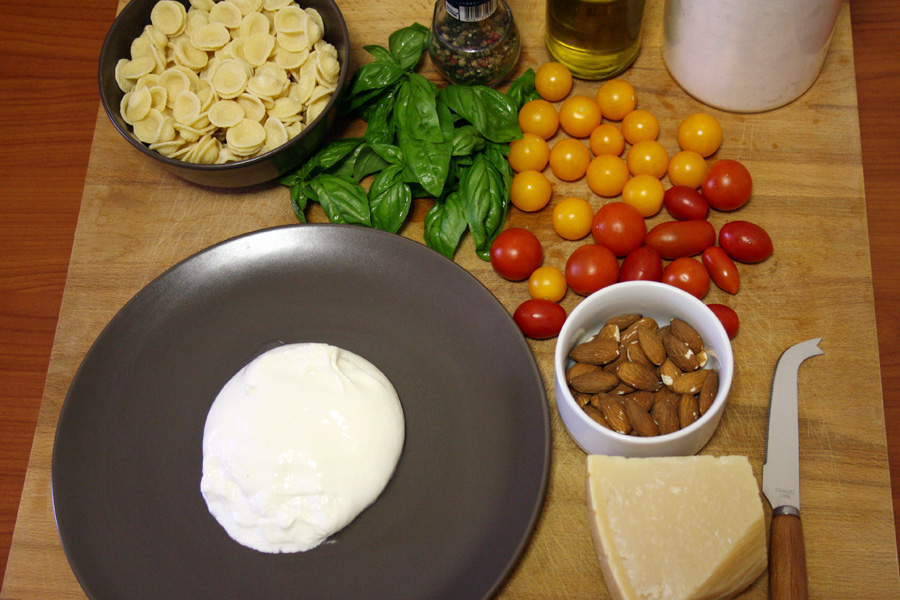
[554,280,734,447]
[98,0,351,174]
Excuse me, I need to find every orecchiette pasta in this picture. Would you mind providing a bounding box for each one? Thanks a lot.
[115,0,340,164]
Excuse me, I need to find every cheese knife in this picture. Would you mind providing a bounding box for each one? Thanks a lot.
[762,337,823,600]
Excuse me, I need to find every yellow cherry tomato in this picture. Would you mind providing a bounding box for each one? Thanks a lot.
[626,139,669,179]
[518,99,559,140]
[595,79,636,121]
[559,95,603,138]
[586,154,630,197]
[510,170,553,212]
[549,138,591,181]
[535,62,573,102]
[621,109,660,144]
[552,196,595,240]
[677,113,723,157]
[589,123,625,157]
[508,133,550,173]
[528,265,568,302]
[667,150,708,188]
[622,174,665,217]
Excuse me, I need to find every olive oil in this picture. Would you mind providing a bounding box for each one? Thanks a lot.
[546,0,645,80]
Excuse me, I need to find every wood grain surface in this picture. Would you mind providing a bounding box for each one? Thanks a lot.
[2,0,899,597]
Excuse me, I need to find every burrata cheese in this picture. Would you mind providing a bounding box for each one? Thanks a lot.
[200,343,405,553]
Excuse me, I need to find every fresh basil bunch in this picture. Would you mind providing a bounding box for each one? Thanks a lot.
[280,23,539,260]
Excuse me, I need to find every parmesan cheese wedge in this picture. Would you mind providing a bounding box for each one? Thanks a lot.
[586,455,767,600]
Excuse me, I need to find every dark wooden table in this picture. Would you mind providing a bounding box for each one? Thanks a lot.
[1,0,898,591]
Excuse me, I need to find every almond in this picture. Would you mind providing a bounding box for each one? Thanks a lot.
[679,393,700,429]
[609,381,636,395]
[569,338,620,365]
[596,322,621,343]
[617,361,661,392]
[652,399,680,435]
[638,326,667,366]
[625,397,659,437]
[583,404,611,429]
[657,387,682,407]
[698,369,719,415]
[604,313,642,331]
[626,340,652,366]
[621,317,659,345]
[627,390,655,412]
[603,350,629,374]
[672,369,710,395]
[566,362,602,384]
[569,370,620,394]
[659,358,683,389]
[574,392,593,407]
[594,393,632,434]
[664,334,701,372]
[670,318,704,353]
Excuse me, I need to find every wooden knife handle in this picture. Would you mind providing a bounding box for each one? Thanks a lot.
[769,512,808,600]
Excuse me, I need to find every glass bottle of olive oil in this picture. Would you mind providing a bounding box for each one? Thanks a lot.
[546,0,646,80]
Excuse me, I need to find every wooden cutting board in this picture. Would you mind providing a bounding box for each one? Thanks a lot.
[3,0,898,598]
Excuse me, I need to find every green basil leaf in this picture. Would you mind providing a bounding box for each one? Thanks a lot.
[363,44,399,66]
[397,129,452,198]
[289,183,309,223]
[368,142,404,165]
[361,88,396,146]
[450,125,485,156]
[461,154,506,258]
[424,190,468,259]
[439,85,521,143]
[394,73,443,143]
[388,22,430,70]
[504,67,540,111]
[343,61,407,113]
[306,174,372,226]
[352,144,391,181]
[369,165,412,233]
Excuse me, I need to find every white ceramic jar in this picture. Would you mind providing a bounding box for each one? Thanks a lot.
[662,0,842,112]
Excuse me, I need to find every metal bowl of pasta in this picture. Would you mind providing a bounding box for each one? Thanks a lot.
[98,0,350,188]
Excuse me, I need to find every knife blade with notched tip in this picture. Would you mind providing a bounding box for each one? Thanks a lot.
[762,337,823,600]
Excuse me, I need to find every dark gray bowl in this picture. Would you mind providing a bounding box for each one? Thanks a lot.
[98,0,350,188]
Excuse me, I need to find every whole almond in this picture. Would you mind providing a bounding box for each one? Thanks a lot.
[698,369,719,415]
[617,361,661,392]
[596,322,621,343]
[625,397,659,437]
[679,393,700,429]
[659,358,683,389]
[672,369,710,395]
[664,334,701,372]
[569,338,620,365]
[638,326,667,366]
[609,381,636,395]
[566,362,602,384]
[570,370,620,394]
[657,387,682,407]
[628,390,655,412]
[583,404,611,429]
[652,400,680,435]
[604,313,642,331]
[621,317,660,345]
[670,318,704,353]
[595,393,632,434]
[626,341,652,366]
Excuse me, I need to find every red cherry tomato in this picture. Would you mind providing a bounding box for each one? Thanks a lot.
[619,245,663,282]
[513,299,567,339]
[662,257,710,299]
[707,303,740,339]
[718,220,773,263]
[590,201,647,257]
[565,244,619,296]
[644,220,716,259]
[701,246,740,294]
[663,185,709,220]
[702,159,752,211]
[489,228,543,281]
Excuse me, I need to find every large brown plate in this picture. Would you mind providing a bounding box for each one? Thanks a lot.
[51,224,550,600]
